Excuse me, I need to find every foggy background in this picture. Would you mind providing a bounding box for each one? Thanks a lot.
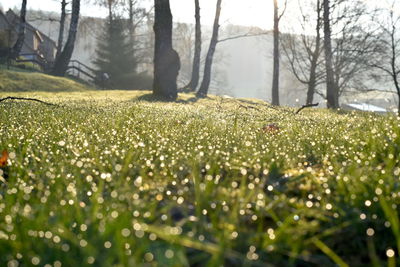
[1,0,398,109]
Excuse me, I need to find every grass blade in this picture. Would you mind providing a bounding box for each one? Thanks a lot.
[311,237,349,267]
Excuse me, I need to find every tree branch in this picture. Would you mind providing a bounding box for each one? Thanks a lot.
[217,32,268,43]
[295,103,319,114]
[0,97,57,106]
[278,0,288,21]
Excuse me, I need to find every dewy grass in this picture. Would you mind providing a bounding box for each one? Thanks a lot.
[0,90,399,266]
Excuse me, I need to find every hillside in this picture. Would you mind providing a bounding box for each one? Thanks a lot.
[0,69,91,92]
[0,90,399,266]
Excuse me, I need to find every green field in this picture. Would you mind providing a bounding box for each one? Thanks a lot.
[1,84,400,266]
[0,69,91,92]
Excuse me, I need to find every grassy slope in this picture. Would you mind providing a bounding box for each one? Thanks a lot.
[0,69,91,92]
[0,90,399,266]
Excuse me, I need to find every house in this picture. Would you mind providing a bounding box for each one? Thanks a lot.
[0,9,14,55]
[0,9,57,67]
[342,103,388,114]
[341,90,398,114]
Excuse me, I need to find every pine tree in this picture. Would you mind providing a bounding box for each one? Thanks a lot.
[93,17,137,89]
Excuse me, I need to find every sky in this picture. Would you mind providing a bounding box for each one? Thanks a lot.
[1,0,396,34]
[0,0,278,30]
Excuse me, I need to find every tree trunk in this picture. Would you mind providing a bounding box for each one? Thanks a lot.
[394,67,400,116]
[307,72,316,105]
[307,0,322,105]
[153,0,180,100]
[388,23,400,116]
[196,0,222,98]
[107,0,113,24]
[184,0,201,92]
[394,78,400,117]
[128,0,134,33]
[51,0,80,76]
[11,0,27,59]
[397,85,400,116]
[271,0,280,106]
[127,0,137,74]
[323,0,339,108]
[55,0,67,61]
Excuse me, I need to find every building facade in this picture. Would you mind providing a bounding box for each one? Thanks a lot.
[0,9,57,68]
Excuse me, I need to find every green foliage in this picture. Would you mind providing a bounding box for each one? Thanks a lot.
[0,90,399,266]
[93,17,140,90]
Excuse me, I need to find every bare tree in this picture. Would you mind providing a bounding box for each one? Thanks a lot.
[282,0,378,105]
[11,0,27,59]
[174,23,195,86]
[183,0,201,92]
[153,0,180,100]
[55,0,68,60]
[51,0,80,76]
[196,0,222,98]
[323,0,338,108]
[370,1,400,115]
[128,0,137,34]
[324,0,379,100]
[281,0,323,105]
[271,0,287,106]
[89,0,124,24]
[126,0,150,75]
[173,22,231,94]
[106,0,116,21]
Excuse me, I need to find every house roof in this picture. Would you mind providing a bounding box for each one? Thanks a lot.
[6,9,56,47]
[0,9,45,59]
[0,9,12,28]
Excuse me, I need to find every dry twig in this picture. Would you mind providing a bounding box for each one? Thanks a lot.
[295,103,319,114]
[0,96,57,106]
